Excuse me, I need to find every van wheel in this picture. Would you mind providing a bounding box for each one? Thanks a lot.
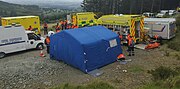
[0,52,5,59]
[36,44,44,50]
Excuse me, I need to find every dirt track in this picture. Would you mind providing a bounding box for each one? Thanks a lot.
[0,46,179,89]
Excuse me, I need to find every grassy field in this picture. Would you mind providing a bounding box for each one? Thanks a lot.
[51,82,115,89]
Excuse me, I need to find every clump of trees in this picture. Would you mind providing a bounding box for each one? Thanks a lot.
[81,0,180,14]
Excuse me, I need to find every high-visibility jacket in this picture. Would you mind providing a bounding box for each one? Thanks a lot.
[55,25,60,32]
[55,25,60,30]
[63,21,67,25]
[74,25,78,28]
[119,35,122,40]
[127,34,130,40]
[72,25,78,28]
[60,21,64,25]
[154,35,158,39]
[45,37,50,45]
[128,38,135,47]
[67,25,71,29]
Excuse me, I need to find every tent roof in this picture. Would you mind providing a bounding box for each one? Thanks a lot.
[61,26,117,44]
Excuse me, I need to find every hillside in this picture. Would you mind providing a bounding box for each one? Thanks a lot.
[1,0,82,9]
[0,1,42,17]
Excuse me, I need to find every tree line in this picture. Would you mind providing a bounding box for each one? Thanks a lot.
[81,0,180,14]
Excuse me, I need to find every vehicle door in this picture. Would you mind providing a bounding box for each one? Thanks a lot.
[26,33,40,49]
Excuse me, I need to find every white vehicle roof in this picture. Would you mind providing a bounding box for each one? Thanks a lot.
[161,10,168,12]
[144,18,176,22]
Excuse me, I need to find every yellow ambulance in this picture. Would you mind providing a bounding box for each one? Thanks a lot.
[97,15,145,42]
[67,12,97,27]
[1,16,41,35]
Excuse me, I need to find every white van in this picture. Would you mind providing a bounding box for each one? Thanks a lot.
[0,25,44,58]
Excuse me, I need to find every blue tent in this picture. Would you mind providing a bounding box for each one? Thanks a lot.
[50,26,123,73]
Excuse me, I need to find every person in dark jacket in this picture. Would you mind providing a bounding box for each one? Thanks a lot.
[43,22,48,35]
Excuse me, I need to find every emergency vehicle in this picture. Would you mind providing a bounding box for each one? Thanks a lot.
[97,14,145,43]
[67,12,97,27]
[1,16,41,35]
[0,25,44,58]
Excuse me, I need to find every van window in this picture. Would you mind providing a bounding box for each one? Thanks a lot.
[27,33,40,40]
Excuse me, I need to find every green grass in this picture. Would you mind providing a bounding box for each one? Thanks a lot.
[129,66,144,73]
[51,81,115,89]
[139,77,180,89]
[140,66,180,89]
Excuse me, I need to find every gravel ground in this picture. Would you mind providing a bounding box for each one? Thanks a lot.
[0,46,180,89]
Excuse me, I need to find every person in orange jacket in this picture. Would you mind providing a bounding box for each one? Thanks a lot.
[71,24,78,29]
[60,21,64,30]
[117,32,123,40]
[67,23,72,29]
[55,23,60,32]
[73,25,78,28]
[127,36,135,56]
[154,34,158,41]
[28,25,33,31]
[45,36,50,54]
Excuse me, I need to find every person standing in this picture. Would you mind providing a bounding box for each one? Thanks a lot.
[55,23,60,32]
[64,20,67,29]
[43,22,48,35]
[60,21,64,30]
[28,25,33,31]
[128,36,135,56]
[45,36,50,54]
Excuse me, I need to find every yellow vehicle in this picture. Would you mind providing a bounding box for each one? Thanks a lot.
[177,7,180,12]
[67,12,97,27]
[1,16,41,35]
[97,14,145,42]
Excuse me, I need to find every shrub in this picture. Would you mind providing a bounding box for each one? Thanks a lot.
[164,50,170,56]
[148,66,178,80]
[175,54,180,60]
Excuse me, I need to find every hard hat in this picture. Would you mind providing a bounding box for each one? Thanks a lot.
[48,31,55,37]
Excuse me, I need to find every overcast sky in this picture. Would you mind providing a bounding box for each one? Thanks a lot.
[1,0,83,4]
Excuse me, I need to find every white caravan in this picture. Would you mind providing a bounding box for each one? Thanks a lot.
[144,18,176,39]
[0,25,44,58]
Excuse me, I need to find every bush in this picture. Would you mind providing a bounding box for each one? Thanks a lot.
[148,66,178,80]
[143,66,180,89]
[175,54,180,60]
[140,78,180,89]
